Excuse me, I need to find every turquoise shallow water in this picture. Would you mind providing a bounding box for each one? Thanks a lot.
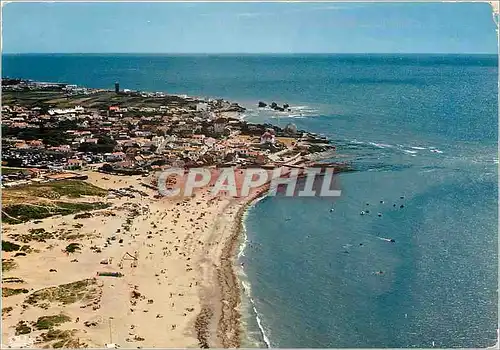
[3,53,498,347]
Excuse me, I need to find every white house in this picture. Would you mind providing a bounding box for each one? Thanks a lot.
[196,103,208,112]
[260,131,275,145]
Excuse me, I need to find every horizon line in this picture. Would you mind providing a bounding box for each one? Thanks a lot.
[3,52,499,55]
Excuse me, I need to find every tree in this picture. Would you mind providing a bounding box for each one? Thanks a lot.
[99,163,114,173]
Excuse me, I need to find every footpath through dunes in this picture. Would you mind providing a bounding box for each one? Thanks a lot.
[1,171,257,348]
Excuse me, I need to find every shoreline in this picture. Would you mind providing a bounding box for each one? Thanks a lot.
[215,184,271,348]
[214,165,344,348]
[234,191,273,348]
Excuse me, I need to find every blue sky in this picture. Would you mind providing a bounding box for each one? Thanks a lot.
[2,2,498,54]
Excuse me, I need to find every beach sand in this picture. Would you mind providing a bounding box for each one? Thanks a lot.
[1,170,267,348]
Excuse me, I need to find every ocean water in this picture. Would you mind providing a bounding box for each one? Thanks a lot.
[3,54,498,348]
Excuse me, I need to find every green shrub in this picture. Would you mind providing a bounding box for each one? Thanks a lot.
[3,287,29,297]
[64,243,81,254]
[2,240,21,252]
[3,202,110,224]
[15,321,31,335]
[35,314,71,330]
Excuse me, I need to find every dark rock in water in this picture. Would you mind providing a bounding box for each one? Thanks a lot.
[390,239,396,243]
[275,106,285,112]
[400,196,405,199]
[288,109,291,112]
[400,204,405,208]
[393,204,396,207]
[377,213,382,217]
[258,101,267,108]
[283,103,290,109]
[270,102,278,109]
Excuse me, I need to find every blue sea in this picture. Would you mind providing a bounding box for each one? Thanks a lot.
[3,53,498,348]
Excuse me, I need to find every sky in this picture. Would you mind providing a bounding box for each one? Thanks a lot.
[2,2,498,54]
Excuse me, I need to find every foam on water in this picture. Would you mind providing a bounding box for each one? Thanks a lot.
[369,142,391,148]
[245,104,321,121]
[270,114,306,119]
[238,223,248,259]
[289,105,319,114]
[252,300,272,348]
[351,139,365,144]
[238,261,272,348]
[237,194,274,348]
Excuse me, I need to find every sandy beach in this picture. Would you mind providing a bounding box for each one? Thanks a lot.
[1,170,266,348]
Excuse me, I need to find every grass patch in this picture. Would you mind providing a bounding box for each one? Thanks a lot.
[2,306,13,316]
[34,314,71,330]
[2,240,21,252]
[74,212,93,219]
[64,233,86,241]
[2,180,109,224]
[40,328,75,342]
[64,243,81,254]
[3,288,29,297]
[15,320,32,335]
[2,202,110,224]
[25,278,100,306]
[39,328,86,348]
[20,244,33,252]
[3,180,107,201]
[2,258,18,271]
[9,228,55,243]
[27,180,108,199]
[3,89,195,110]
[3,277,25,284]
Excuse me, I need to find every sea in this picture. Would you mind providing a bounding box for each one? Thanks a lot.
[3,53,498,348]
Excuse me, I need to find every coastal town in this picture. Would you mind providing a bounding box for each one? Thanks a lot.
[2,78,337,188]
[1,79,343,349]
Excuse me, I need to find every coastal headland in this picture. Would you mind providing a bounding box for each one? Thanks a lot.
[1,79,347,348]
